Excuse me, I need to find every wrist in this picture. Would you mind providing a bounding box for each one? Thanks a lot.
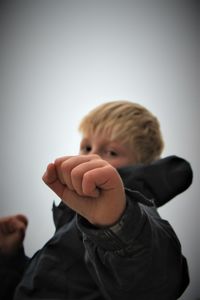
[90,191,126,228]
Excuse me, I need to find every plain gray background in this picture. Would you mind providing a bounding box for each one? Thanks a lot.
[0,1,199,299]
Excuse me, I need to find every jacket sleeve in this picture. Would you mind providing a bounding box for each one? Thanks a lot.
[0,248,29,300]
[117,155,193,207]
[77,190,189,300]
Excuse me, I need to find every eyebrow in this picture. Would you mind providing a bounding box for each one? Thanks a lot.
[80,136,125,149]
[80,138,89,145]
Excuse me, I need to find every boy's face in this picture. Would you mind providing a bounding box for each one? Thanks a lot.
[79,134,137,168]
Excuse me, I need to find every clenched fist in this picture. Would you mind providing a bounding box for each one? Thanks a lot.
[0,214,28,256]
[42,154,126,227]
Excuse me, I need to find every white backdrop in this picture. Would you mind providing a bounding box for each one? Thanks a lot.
[0,1,199,299]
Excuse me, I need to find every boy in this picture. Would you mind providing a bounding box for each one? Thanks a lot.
[0,101,192,299]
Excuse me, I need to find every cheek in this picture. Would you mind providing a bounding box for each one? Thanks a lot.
[115,157,136,168]
[109,158,128,168]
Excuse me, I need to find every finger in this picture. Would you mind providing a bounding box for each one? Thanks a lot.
[0,216,27,236]
[43,163,58,184]
[0,216,20,234]
[15,214,28,228]
[42,163,66,199]
[10,218,27,241]
[70,160,106,197]
[60,155,100,191]
[54,156,71,184]
[82,165,121,196]
[0,221,10,235]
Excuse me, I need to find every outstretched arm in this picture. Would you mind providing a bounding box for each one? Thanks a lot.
[42,154,189,299]
[42,154,126,227]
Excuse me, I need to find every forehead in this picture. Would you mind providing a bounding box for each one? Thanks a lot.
[80,135,125,149]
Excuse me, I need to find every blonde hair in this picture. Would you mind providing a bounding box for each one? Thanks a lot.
[79,100,164,164]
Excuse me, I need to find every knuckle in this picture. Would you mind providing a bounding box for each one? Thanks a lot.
[87,154,101,160]
[61,161,71,174]
[71,167,82,179]
[54,157,62,166]
[83,171,91,183]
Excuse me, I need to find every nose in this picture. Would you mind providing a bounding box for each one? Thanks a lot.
[90,149,100,155]
[90,148,102,157]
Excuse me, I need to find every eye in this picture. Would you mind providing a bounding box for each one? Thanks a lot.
[107,150,118,157]
[80,145,92,154]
